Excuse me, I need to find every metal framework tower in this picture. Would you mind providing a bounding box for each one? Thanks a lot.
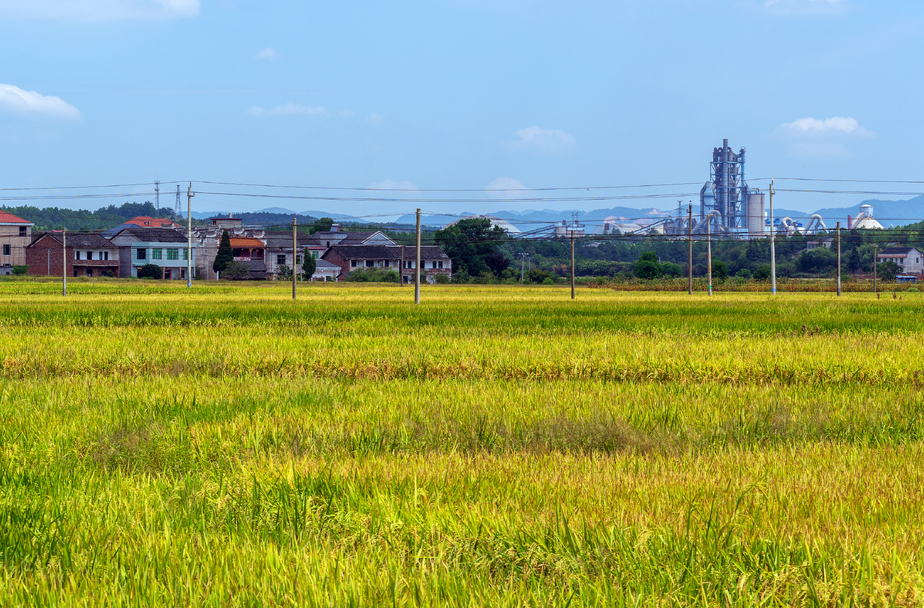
[701,139,747,230]
[175,186,182,218]
[154,180,160,209]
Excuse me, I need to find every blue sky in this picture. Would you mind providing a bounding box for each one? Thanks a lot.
[1,0,922,218]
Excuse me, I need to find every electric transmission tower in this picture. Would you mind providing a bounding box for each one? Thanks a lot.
[154,180,160,210]
[175,185,182,218]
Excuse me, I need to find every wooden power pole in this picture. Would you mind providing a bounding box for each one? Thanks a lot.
[292,217,297,300]
[187,182,194,288]
[570,229,576,300]
[415,208,421,304]
[707,220,712,297]
[62,229,67,297]
[687,204,693,295]
[836,221,842,297]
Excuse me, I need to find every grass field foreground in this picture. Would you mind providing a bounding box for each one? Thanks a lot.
[1,281,923,606]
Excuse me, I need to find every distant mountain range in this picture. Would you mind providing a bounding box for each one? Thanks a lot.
[191,195,924,231]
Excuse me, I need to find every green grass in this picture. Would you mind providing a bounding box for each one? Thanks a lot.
[0,281,922,605]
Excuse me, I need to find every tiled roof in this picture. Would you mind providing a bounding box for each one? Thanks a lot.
[111,227,189,243]
[881,247,918,255]
[315,259,340,269]
[28,232,116,248]
[124,216,181,229]
[324,245,449,260]
[0,210,31,224]
[263,233,314,247]
[229,237,265,248]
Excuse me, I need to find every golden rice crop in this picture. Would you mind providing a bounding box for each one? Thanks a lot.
[0,281,922,605]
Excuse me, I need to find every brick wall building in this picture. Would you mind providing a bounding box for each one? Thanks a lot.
[26,233,121,277]
[0,210,33,272]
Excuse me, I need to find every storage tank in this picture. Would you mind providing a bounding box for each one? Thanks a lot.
[746,192,765,239]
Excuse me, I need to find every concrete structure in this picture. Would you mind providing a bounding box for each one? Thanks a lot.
[878,247,924,275]
[0,210,33,271]
[745,192,765,238]
[192,225,265,280]
[208,215,244,230]
[263,232,316,279]
[108,227,196,279]
[849,205,885,230]
[311,259,341,281]
[307,229,396,250]
[322,245,451,282]
[102,216,181,238]
[26,233,120,277]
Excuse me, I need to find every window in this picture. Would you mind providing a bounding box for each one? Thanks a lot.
[1,244,9,256]
[384,261,389,268]
[103,252,109,261]
[167,249,179,260]
[312,251,319,259]
[366,260,374,267]
[75,251,81,260]
[86,268,93,277]
[152,249,162,260]
[296,255,302,264]
[277,254,286,265]
[438,261,444,269]
[183,249,189,260]
[350,260,357,268]
[87,251,94,261]
[19,227,26,237]
[136,248,146,260]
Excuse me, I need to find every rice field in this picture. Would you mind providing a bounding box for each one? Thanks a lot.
[1,279,923,606]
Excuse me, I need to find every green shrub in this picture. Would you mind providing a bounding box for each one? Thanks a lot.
[346,268,400,283]
[136,264,162,279]
[12,265,28,276]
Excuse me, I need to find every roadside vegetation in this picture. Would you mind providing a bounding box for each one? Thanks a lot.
[0,281,922,605]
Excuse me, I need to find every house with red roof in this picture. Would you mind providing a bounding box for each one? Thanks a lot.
[0,210,33,274]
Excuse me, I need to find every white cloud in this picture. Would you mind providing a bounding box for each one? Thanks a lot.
[777,116,871,159]
[248,103,328,117]
[254,48,279,62]
[779,116,865,134]
[367,112,384,123]
[0,84,81,120]
[485,178,529,199]
[505,126,575,154]
[368,180,418,191]
[0,0,200,20]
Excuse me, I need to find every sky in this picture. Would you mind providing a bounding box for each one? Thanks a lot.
[1,0,923,219]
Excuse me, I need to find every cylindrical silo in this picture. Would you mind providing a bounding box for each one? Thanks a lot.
[746,193,765,239]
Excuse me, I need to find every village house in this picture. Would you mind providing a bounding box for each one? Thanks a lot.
[192,217,264,280]
[25,233,121,277]
[322,245,451,282]
[108,227,196,279]
[102,216,182,237]
[263,232,339,280]
[230,236,268,279]
[0,210,33,274]
[307,228,397,252]
[878,246,924,275]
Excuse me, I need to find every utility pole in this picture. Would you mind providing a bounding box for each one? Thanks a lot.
[687,203,693,295]
[570,229,576,300]
[707,220,712,297]
[519,253,527,282]
[874,244,878,294]
[62,229,67,297]
[836,221,842,296]
[401,245,405,286]
[292,218,297,300]
[770,179,777,295]
[414,208,421,304]
[187,182,194,288]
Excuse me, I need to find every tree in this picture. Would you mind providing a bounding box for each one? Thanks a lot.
[435,218,505,276]
[634,251,661,280]
[485,250,511,277]
[136,264,162,279]
[753,264,771,280]
[223,261,251,280]
[275,264,292,281]
[309,217,334,235]
[712,260,728,282]
[847,248,862,273]
[660,261,682,277]
[302,248,317,279]
[213,230,233,275]
[878,260,900,282]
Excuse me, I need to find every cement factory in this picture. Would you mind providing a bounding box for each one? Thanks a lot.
[591,138,883,240]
